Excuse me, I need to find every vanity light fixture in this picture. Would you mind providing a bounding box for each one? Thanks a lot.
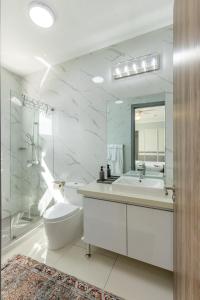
[92,76,104,84]
[112,53,160,80]
[115,100,124,104]
[29,2,55,28]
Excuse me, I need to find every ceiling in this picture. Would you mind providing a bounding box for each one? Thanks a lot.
[1,0,173,76]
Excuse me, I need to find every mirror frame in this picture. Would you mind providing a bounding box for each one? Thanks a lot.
[131,101,165,170]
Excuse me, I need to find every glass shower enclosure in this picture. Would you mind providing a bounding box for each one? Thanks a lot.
[2,91,54,245]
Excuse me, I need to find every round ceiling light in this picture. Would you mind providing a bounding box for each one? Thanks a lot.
[29,2,55,28]
[115,100,124,104]
[92,76,104,84]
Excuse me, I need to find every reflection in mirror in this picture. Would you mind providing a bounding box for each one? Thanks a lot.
[107,93,169,179]
[132,102,165,175]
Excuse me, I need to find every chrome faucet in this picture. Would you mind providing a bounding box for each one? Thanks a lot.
[138,162,146,182]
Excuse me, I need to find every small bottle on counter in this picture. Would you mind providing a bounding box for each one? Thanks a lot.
[99,166,105,181]
[107,164,111,178]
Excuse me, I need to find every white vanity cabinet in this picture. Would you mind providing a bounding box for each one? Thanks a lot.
[83,197,173,271]
[84,197,127,255]
[127,205,173,270]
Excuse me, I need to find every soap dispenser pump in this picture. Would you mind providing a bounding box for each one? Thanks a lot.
[107,164,111,178]
[99,166,105,181]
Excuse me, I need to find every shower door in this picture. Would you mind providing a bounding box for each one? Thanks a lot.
[9,91,54,240]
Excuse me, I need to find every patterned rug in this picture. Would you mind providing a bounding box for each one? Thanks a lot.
[1,255,124,300]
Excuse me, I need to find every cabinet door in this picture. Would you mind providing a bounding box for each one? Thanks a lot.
[127,205,173,270]
[84,198,126,255]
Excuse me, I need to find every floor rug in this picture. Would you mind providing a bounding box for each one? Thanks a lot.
[1,254,124,300]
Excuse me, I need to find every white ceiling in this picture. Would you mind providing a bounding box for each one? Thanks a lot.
[1,0,173,76]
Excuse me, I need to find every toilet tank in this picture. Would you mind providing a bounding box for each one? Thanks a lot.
[64,182,85,207]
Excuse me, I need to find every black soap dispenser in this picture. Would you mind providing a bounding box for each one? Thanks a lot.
[107,164,111,178]
[99,166,105,181]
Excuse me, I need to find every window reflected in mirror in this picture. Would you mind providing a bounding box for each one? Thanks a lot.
[132,103,165,173]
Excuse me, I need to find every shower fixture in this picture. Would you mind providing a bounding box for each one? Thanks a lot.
[25,133,34,146]
[11,92,54,114]
[25,123,40,168]
[22,94,53,114]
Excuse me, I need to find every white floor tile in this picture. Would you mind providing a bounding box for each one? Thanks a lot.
[73,236,88,249]
[74,237,118,259]
[105,255,173,300]
[2,227,48,265]
[53,244,116,289]
[2,226,173,300]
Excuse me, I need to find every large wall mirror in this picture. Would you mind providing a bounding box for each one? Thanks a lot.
[107,92,173,183]
[131,102,165,172]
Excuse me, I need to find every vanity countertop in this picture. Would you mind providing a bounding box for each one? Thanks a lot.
[78,181,174,211]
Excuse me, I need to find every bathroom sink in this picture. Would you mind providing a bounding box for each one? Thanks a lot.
[114,176,164,188]
[112,176,164,196]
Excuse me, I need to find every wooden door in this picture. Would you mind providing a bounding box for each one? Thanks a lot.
[174,0,200,299]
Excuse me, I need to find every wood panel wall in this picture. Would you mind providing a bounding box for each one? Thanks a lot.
[174,0,200,299]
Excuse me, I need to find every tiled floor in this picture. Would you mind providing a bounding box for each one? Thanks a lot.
[2,226,173,300]
[1,214,41,248]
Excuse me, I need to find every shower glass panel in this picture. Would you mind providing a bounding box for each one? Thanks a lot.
[10,91,54,240]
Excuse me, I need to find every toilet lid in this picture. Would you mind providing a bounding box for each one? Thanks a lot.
[43,202,79,222]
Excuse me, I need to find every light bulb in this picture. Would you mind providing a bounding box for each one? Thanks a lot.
[142,60,147,71]
[133,63,138,73]
[29,2,55,28]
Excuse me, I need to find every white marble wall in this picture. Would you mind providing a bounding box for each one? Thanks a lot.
[22,64,107,184]
[22,25,173,184]
[1,67,22,219]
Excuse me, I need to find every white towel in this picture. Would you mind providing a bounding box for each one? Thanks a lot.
[107,144,124,175]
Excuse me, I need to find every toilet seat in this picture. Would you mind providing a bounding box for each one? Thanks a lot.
[43,202,79,222]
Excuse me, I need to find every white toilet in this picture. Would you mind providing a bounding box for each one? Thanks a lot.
[43,182,84,250]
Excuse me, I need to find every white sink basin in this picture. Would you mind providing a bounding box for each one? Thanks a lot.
[114,176,164,188]
[112,176,164,196]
